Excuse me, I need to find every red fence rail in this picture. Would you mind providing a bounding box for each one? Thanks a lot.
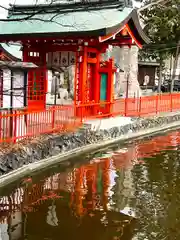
[76,93,180,119]
[0,93,180,144]
[115,93,180,117]
[0,105,81,144]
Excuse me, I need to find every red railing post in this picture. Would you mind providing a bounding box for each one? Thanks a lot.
[156,94,159,114]
[13,110,17,143]
[125,97,128,117]
[0,105,83,144]
[139,97,142,117]
[80,104,83,124]
[52,106,55,130]
[170,93,173,112]
[109,101,113,117]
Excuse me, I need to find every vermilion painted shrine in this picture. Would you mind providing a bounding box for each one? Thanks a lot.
[0,1,149,117]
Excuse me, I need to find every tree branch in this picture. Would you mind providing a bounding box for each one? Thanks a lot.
[0,0,55,22]
[0,0,107,23]
[0,4,9,11]
[137,0,170,13]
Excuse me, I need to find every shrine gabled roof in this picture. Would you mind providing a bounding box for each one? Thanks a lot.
[0,61,37,69]
[0,1,150,45]
[0,43,22,61]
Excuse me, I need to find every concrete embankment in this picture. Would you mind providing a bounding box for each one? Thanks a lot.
[0,111,180,187]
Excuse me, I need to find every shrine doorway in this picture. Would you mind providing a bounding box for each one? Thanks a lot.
[100,73,108,101]
[23,50,47,110]
[28,69,46,110]
[46,51,75,105]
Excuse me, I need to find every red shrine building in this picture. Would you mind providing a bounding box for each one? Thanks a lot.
[0,0,149,117]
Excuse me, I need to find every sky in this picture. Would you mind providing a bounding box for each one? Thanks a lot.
[0,0,141,19]
[0,0,45,18]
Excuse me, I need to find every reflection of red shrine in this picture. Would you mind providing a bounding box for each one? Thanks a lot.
[20,158,136,240]
[22,158,111,216]
[0,1,149,116]
[2,132,180,239]
[71,158,111,216]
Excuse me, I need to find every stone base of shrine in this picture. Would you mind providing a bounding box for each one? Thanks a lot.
[84,116,132,131]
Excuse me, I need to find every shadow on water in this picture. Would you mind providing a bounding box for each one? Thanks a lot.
[1,130,180,239]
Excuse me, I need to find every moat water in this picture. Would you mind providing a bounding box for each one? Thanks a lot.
[1,130,180,240]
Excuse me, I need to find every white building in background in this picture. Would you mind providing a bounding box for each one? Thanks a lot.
[0,43,23,108]
[0,60,37,142]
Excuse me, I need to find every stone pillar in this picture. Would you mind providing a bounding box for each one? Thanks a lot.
[111,46,124,98]
[123,46,131,97]
[112,45,141,98]
[128,45,141,98]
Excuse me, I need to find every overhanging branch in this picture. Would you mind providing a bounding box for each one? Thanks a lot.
[137,0,170,13]
[0,0,55,22]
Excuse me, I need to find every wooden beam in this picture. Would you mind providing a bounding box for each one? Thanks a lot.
[125,24,142,49]
[81,46,88,103]
[106,38,133,46]
[99,25,126,43]
[87,58,97,64]
[99,24,143,49]
[23,45,78,53]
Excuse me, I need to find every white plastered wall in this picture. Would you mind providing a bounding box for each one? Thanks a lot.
[1,69,26,142]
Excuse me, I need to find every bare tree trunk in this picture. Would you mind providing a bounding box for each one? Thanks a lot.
[158,57,163,93]
[171,41,180,92]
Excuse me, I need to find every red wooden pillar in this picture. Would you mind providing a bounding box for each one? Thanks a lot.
[40,49,48,95]
[39,49,48,107]
[93,51,101,116]
[81,46,88,104]
[74,51,78,105]
[94,52,100,102]
[75,46,89,118]
[80,46,88,118]
[22,46,28,62]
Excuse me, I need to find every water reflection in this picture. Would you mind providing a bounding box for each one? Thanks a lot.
[1,131,180,239]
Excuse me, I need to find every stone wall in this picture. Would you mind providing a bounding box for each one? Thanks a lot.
[0,113,180,176]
